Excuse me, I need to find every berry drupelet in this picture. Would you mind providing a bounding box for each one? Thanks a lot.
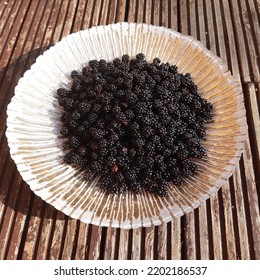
[57,53,213,196]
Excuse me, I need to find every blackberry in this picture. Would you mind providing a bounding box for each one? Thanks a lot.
[136,53,145,60]
[69,136,80,148]
[153,57,161,66]
[57,88,71,98]
[89,60,99,69]
[68,119,79,129]
[57,54,213,196]
[63,98,75,111]
[71,70,81,79]
[113,58,121,66]
[60,127,70,136]
[115,112,127,123]
[125,91,138,105]
[71,110,81,121]
[79,102,91,114]
[122,54,130,63]
[88,112,98,123]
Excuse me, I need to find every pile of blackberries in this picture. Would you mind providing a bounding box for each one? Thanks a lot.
[57,53,213,196]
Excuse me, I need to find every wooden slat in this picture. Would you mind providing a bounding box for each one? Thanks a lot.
[116,0,127,21]
[157,224,167,260]
[246,83,260,164]
[239,0,260,82]
[242,137,260,259]
[131,228,141,260]
[169,0,178,31]
[21,197,44,260]
[0,172,22,259]
[171,218,181,259]
[185,213,196,259]
[153,0,160,26]
[104,227,117,260]
[221,182,236,259]
[228,0,251,82]
[144,226,154,260]
[197,0,207,44]
[212,0,227,65]
[232,167,250,259]
[75,223,89,260]
[71,0,87,32]
[0,0,23,53]
[61,219,78,259]
[91,0,102,26]
[62,0,78,35]
[48,211,66,260]
[118,229,129,260]
[161,0,169,28]
[0,149,12,225]
[179,0,188,35]
[221,0,240,81]
[99,0,110,25]
[4,183,32,260]
[0,0,17,35]
[204,0,216,54]
[107,0,118,23]
[247,0,260,53]
[145,0,152,24]
[42,0,63,47]
[210,195,223,259]
[128,0,137,22]
[82,0,95,29]
[198,205,209,259]
[34,204,55,259]
[86,226,103,260]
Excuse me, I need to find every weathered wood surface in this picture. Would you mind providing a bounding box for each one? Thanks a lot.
[0,0,259,259]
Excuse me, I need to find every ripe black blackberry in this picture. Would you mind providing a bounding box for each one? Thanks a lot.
[57,53,213,196]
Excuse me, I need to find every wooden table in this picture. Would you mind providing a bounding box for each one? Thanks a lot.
[0,0,259,260]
